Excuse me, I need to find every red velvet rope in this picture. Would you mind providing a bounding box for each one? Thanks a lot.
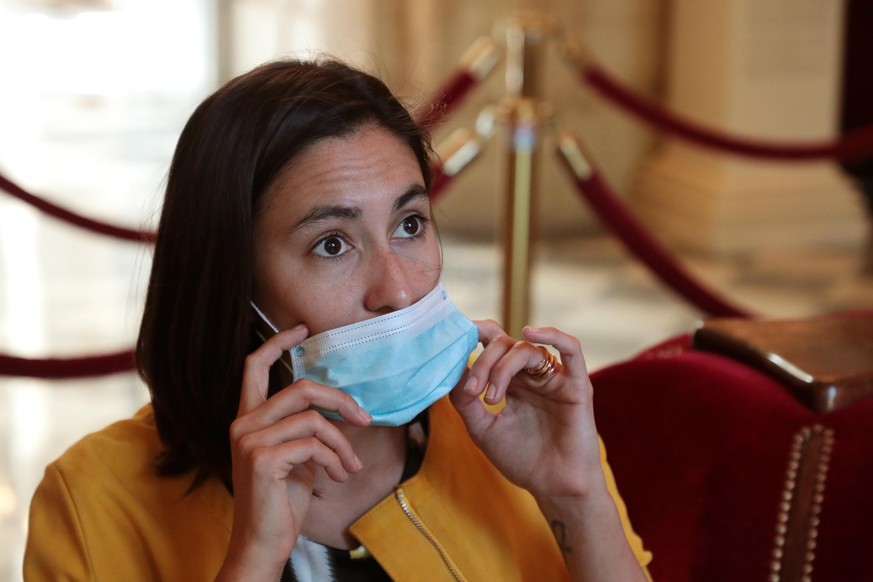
[0,175,151,377]
[583,65,873,163]
[566,168,752,318]
[0,172,156,243]
[0,349,136,379]
[414,70,479,131]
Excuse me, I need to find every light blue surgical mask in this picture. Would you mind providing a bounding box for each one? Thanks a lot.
[251,282,479,426]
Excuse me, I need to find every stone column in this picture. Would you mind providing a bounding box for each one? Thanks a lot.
[634,0,867,254]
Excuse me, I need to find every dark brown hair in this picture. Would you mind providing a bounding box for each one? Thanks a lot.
[136,59,432,489]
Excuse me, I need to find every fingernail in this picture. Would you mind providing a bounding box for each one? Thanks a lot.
[485,385,496,402]
[352,454,363,471]
[358,408,372,423]
[464,376,478,394]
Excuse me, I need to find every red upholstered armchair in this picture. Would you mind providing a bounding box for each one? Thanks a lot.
[591,315,873,581]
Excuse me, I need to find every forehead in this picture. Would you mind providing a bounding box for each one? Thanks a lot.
[260,125,424,214]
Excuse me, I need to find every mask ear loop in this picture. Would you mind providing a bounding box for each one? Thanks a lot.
[249,300,295,377]
[249,300,278,333]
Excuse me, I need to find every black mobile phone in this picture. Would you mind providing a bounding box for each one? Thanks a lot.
[250,302,295,394]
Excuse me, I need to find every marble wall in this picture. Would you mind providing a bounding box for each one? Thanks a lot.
[634,0,867,254]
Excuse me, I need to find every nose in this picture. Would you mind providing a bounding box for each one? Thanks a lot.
[363,249,415,315]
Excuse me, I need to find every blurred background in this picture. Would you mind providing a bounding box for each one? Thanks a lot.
[1,1,871,580]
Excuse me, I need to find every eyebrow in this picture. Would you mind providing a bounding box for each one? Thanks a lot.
[291,204,361,231]
[393,184,429,212]
[291,184,429,232]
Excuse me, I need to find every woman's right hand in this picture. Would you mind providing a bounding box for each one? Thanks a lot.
[216,323,372,581]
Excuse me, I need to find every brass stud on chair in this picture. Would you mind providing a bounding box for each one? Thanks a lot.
[770,425,835,581]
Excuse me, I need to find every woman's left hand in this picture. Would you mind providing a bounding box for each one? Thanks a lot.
[450,320,602,500]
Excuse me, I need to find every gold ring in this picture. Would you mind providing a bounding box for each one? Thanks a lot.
[524,346,561,380]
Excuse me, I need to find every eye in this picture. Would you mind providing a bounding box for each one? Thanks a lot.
[312,234,351,258]
[394,214,428,239]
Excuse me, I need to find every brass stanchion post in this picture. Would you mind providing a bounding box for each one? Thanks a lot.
[501,16,549,338]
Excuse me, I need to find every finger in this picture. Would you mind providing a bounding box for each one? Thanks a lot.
[463,324,516,401]
[238,380,372,433]
[269,380,372,426]
[238,324,310,416]
[251,437,353,483]
[234,410,363,475]
[475,319,510,347]
[484,341,547,403]
[449,370,495,437]
[523,325,589,379]
[450,369,480,410]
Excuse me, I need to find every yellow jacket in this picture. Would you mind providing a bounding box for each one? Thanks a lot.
[25,397,651,581]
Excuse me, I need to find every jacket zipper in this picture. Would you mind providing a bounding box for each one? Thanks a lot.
[394,489,466,582]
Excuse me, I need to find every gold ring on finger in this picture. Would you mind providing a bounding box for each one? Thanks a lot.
[524,346,561,380]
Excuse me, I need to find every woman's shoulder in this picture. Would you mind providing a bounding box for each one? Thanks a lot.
[33,403,230,545]
[50,405,161,479]
[27,405,232,580]
[43,404,197,504]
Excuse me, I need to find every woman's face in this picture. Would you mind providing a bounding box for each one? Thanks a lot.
[252,124,441,335]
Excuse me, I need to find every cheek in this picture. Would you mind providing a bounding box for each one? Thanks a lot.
[278,280,362,334]
[402,244,443,294]
[251,253,310,329]
[251,237,280,304]
[422,240,444,280]
[259,288,326,332]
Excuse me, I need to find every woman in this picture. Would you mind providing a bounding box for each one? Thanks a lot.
[25,59,651,581]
